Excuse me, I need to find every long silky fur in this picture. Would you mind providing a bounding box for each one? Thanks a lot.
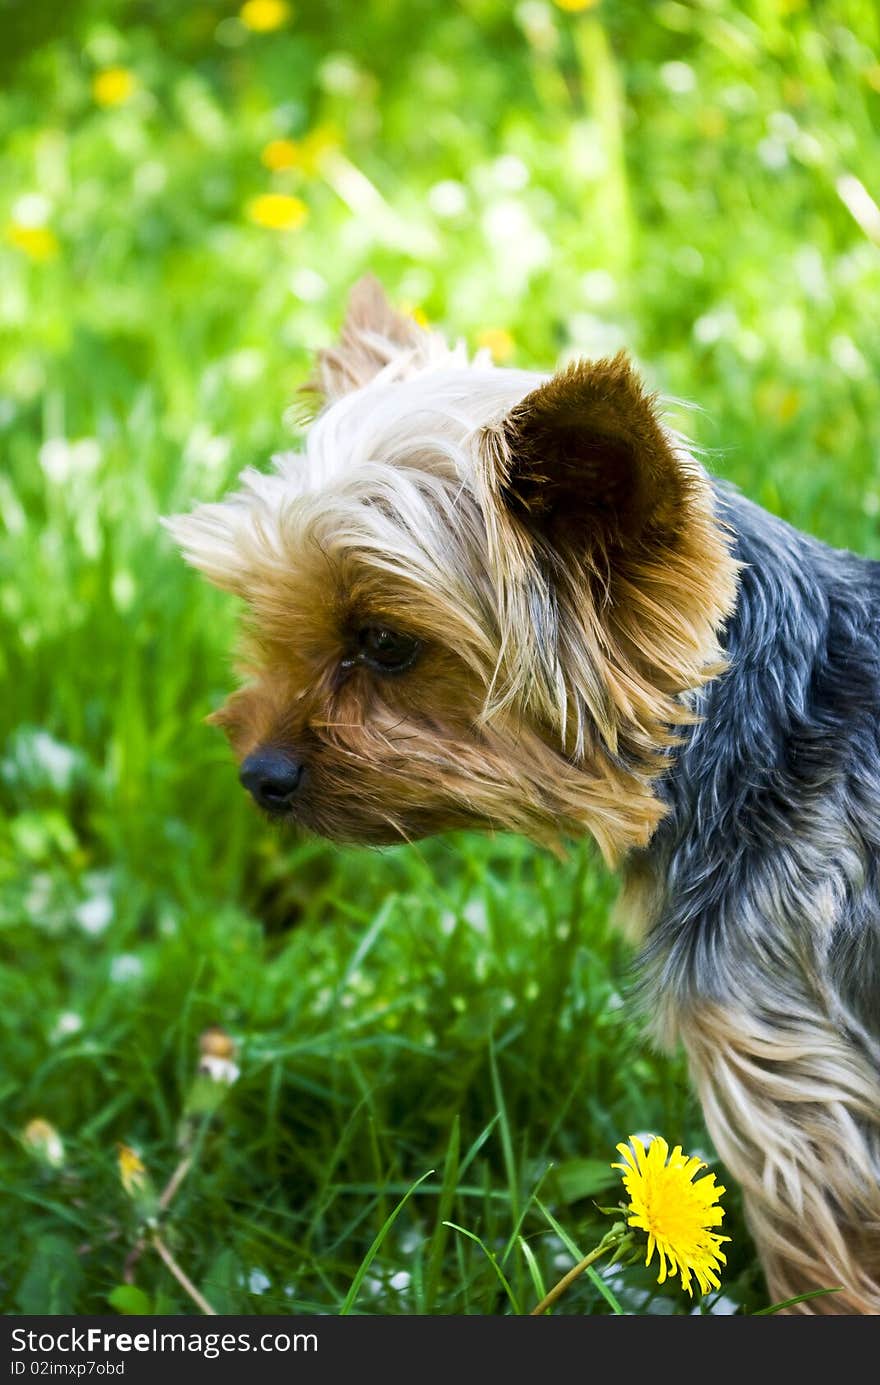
[168,278,880,1312]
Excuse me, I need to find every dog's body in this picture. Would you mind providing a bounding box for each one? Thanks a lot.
[625,485,880,1313]
[169,278,880,1312]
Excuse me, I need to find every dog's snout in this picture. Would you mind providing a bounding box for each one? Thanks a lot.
[239,748,303,813]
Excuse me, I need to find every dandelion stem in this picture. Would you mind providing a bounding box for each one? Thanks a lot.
[151,1233,217,1316]
[123,1153,195,1282]
[159,1155,194,1211]
[530,1230,624,1315]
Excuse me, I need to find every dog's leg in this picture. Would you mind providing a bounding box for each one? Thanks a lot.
[680,1000,880,1314]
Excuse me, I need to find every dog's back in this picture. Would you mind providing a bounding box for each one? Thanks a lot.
[632,486,880,1311]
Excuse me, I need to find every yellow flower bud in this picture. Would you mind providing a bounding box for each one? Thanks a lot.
[117,1143,147,1196]
[246,193,309,230]
[6,223,59,262]
[240,0,291,32]
[261,138,300,171]
[92,68,137,107]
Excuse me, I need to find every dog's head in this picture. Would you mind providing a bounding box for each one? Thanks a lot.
[166,277,737,862]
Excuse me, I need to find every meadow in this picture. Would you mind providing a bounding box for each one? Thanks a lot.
[2,0,879,1315]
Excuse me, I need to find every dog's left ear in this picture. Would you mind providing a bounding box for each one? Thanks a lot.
[490,352,689,551]
[309,274,430,403]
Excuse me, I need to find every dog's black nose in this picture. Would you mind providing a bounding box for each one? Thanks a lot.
[239,749,303,813]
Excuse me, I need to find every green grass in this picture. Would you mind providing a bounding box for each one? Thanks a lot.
[1,0,879,1315]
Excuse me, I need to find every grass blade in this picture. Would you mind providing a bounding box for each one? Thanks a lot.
[488,1036,519,1223]
[535,1197,623,1314]
[339,1168,434,1315]
[518,1235,547,1305]
[443,1221,520,1314]
[424,1115,461,1312]
[753,1287,842,1315]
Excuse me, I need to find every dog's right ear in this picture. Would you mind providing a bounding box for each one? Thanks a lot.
[476,352,739,762]
[485,353,691,554]
[308,275,430,403]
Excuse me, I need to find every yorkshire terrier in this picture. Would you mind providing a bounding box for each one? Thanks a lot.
[168,276,880,1314]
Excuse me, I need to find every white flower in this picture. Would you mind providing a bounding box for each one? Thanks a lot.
[110,954,144,983]
[199,1054,240,1085]
[50,1011,83,1042]
[75,893,113,936]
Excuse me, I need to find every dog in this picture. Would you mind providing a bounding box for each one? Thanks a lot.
[167,276,880,1313]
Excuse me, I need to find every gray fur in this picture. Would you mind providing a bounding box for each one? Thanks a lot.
[627,485,880,1310]
[640,485,880,1052]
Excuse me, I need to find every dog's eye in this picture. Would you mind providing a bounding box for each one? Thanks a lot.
[356,625,421,674]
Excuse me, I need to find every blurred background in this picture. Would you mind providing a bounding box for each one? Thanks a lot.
[2,0,879,1316]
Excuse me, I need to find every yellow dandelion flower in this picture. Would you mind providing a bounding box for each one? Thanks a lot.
[246,193,308,230]
[92,67,137,107]
[476,327,515,363]
[6,223,59,261]
[554,0,601,11]
[240,0,291,32]
[261,138,300,171]
[262,123,339,176]
[613,1135,730,1296]
[117,1143,147,1196]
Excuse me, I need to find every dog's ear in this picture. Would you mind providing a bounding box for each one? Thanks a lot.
[479,351,737,777]
[308,275,429,403]
[490,353,689,551]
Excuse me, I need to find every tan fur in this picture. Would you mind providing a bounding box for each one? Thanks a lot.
[168,283,738,866]
[476,367,738,781]
[680,1000,880,1313]
[307,273,453,402]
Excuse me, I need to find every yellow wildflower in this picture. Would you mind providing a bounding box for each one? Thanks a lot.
[260,125,339,176]
[553,0,601,11]
[246,193,308,230]
[476,327,515,363]
[117,1143,147,1196]
[261,138,300,171]
[6,223,59,261]
[240,0,291,32]
[613,1135,730,1296]
[92,67,137,107]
